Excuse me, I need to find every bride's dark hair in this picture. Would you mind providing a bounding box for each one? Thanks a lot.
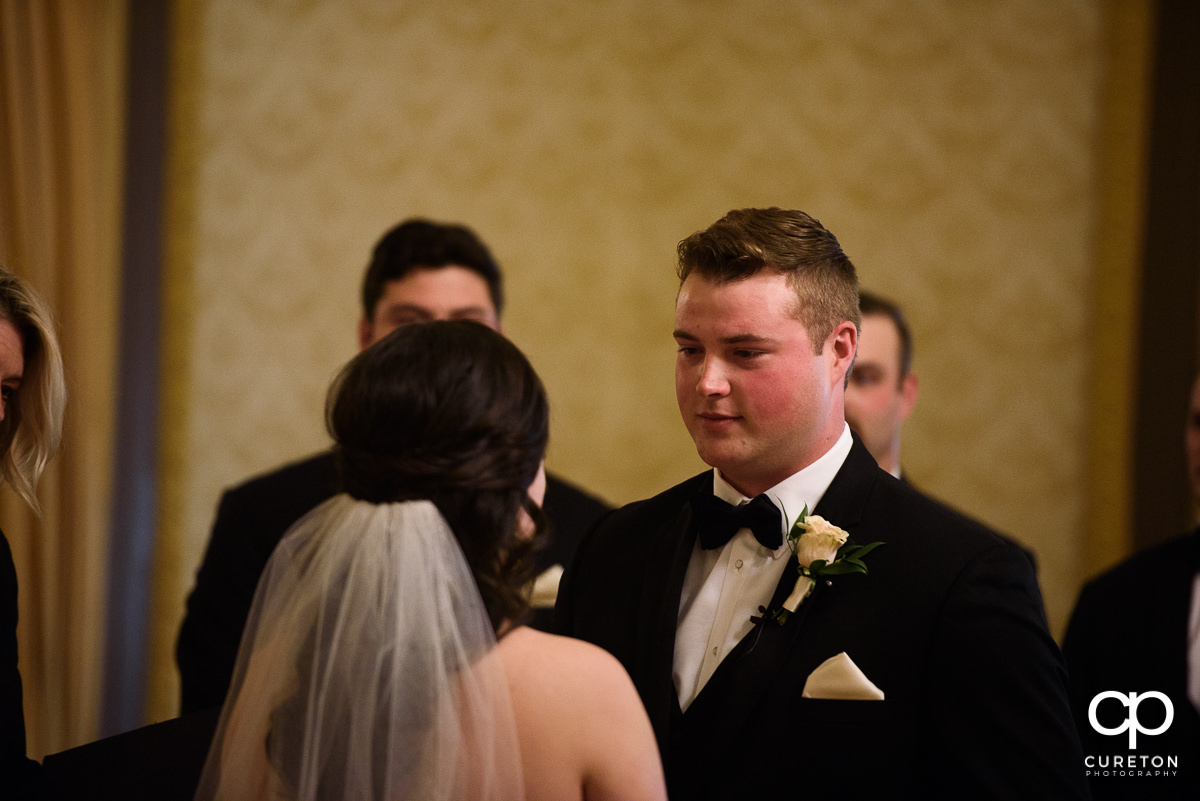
[326,320,549,631]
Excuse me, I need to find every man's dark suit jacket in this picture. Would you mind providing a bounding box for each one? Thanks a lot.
[177,450,609,714]
[2,532,43,799]
[555,437,1088,800]
[40,707,220,801]
[1064,528,1200,800]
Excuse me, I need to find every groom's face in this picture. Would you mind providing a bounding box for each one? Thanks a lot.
[674,270,855,498]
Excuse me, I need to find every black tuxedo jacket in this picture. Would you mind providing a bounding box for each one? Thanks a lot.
[555,438,1088,800]
[41,706,220,801]
[1064,529,1200,799]
[177,450,609,714]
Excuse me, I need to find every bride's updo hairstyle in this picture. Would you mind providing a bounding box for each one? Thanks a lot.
[326,320,549,632]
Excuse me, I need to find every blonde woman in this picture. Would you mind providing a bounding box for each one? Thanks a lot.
[0,268,66,796]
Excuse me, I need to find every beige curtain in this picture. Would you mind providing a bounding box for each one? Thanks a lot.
[0,0,126,758]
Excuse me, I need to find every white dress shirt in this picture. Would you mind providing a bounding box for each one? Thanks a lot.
[673,424,854,711]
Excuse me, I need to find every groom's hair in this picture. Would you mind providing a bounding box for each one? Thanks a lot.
[361,218,505,322]
[676,207,860,353]
[327,319,548,632]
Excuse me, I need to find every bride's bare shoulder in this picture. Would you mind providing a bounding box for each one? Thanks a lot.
[499,628,667,801]
[498,627,631,690]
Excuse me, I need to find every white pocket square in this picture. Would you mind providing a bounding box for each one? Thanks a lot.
[528,564,564,609]
[801,652,885,700]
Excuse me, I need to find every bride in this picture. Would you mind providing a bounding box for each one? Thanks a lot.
[194,320,666,801]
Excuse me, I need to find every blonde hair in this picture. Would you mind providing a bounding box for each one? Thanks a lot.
[0,269,65,513]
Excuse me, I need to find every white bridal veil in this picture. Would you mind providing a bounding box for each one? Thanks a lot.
[193,497,524,801]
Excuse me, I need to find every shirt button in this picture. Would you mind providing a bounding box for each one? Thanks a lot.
[734,559,744,569]
[712,647,719,656]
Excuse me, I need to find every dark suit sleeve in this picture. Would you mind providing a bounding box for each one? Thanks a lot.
[540,474,610,572]
[527,474,609,633]
[177,454,338,714]
[549,504,609,637]
[176,487,275,714]
[1062,578,1106,744]
[925,540,1088,800]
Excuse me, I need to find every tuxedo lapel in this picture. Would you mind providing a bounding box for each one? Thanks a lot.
[676,438,882,751]
[634,475,709,749]
[810,436,877,529]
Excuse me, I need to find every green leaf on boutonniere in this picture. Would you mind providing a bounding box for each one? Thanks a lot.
[752,504,885,627]
[818,560,869,576]
[840,541,885,561]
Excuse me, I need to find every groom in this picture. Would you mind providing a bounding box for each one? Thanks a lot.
[554,208,1088,799]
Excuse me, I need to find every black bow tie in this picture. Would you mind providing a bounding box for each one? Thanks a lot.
[690,492,783,550]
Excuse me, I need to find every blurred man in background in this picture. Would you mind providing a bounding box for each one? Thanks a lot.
[844,289,918,479]
[177,218,610,714]
[1064,372,1200,799]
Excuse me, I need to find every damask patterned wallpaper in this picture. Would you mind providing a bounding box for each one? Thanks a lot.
[156,0,1103,713]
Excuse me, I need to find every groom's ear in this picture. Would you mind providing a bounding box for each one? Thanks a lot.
[827,321,858,387]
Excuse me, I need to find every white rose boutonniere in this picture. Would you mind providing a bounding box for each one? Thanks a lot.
[760,506,884,626]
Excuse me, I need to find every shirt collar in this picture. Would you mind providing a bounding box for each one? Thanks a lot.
[712,423,854,534]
